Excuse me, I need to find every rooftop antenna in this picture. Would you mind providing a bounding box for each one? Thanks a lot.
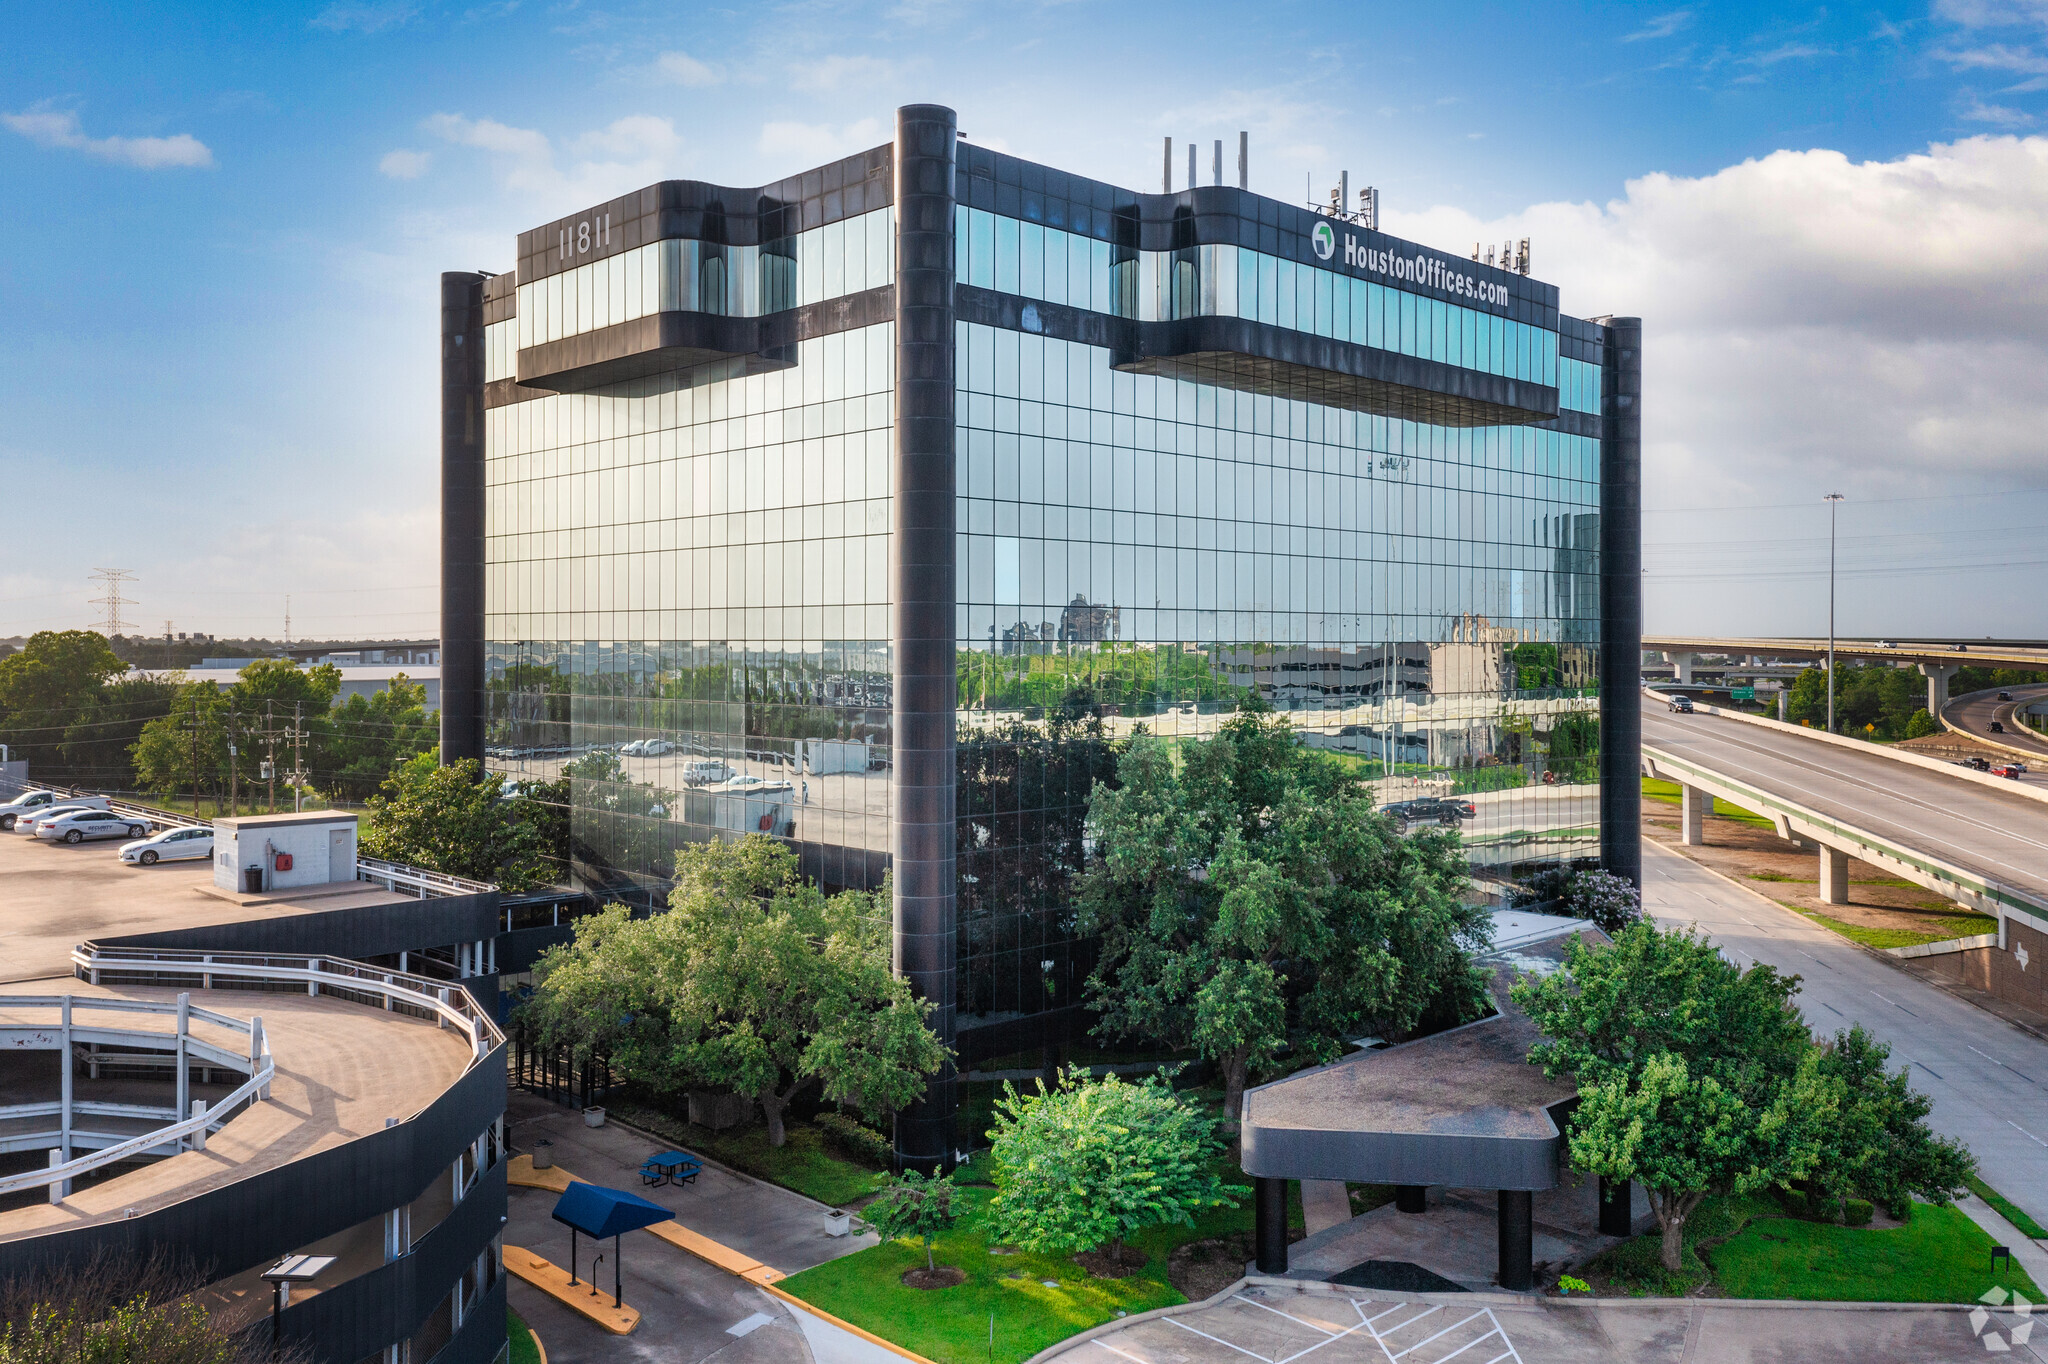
[1187,140,1195,193]
[89,568,137,638]
[1237,131,1248,190]
[1359,187,1378,231]
[1162,136,1172,193]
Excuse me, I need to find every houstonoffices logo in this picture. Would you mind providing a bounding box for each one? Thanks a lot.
[1312,221,1337,260]
[1972,1286,2033,1351]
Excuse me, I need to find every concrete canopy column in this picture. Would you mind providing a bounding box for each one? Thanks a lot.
[1819,844,1851,905]
[890,103,960,1173]
[1497,1190,1533,1291]
[1254,1177,1289,1273]
[1680,784,1706,845]
[1919,662,1960,717]
[1598,1176,1632,1237]
[1395,1185,1427,1214]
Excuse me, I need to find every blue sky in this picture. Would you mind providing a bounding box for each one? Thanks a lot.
[4,0,2047,640]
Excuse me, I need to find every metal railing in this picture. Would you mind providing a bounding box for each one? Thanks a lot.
[72,944,505,1064]
[0,993,273,1200]
[356,855,496,900]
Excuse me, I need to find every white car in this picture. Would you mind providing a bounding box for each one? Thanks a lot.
[121,825,215,865]
[0,791,107,831]
[14,802,106,836]
[682,760,735,786]
[37,808,149,845]
[640,738,675,756]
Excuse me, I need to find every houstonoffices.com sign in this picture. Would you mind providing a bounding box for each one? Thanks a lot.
[1307,217,1514,311]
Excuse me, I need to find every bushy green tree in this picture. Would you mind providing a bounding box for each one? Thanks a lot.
[321,676,437,801]
[58,674,182,791]
[0,631,131,781]
[985,1069,1243,1264]
[524,837,947,1146]
[1079,713,1487,1117]
[130,681,234,809]
[1514,924,1830,1270]
[1807,1025,1973,1217]
[864,1170,960,1272]
[358,753,553,890]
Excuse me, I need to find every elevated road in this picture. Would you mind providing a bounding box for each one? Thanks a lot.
[1944,683,2048,763]
[1639,695,2048,932]
[1645,634,2048,670]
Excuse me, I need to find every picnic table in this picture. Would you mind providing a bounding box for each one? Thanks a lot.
[640,1150,702,1187]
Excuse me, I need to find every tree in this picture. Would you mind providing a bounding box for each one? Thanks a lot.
[1902,707,1939,740]
[1807,1025,1973,1217]
[1514,924,1830,1270]
[358,753,552,891]
[0,1248,299,1363]
[130,682,234,810]
[864,1170,960,1273]
[524,837,948,1146]
[985,1069,1243,1264]
[321,676,437,802]
[0,631,129,781]
[1078,713,1487,1117]
[59,674,182,792]
[1513,867,1642,935]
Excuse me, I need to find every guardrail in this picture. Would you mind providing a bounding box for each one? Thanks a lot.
[71,944,505,1064]
[0,993,274,1200]
[355,855,497,900]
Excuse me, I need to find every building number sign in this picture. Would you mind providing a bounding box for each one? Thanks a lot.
[559,213,613,262]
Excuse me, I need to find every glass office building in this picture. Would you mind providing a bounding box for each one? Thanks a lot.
[441,105,1641,1165]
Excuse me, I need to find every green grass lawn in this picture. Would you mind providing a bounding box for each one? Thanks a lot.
[508,1310,541,1364]
[1709,1202,2041,1303]
[1792,908,1999,951]
[1640,777,1774,828]
[606,1101,886,1207]
[778,1173,1296,1363]
[1966,1176,2048,1239]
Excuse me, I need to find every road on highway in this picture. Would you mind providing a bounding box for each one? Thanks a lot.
[1644,840,2048,1230]
[1641,695,2048,900]
[1945,684,2048,763]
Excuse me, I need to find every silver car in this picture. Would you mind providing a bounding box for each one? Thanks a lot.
[37,808,148,845]
[120,825,215,865]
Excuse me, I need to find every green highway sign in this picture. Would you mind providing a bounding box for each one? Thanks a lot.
[1732,686,1756,700]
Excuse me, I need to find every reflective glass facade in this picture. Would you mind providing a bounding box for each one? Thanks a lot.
[453,118,1630,1154]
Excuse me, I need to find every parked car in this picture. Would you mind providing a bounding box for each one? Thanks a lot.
[1668,695,1695,713]
[1959,756,1993,772]
[36,808,148,844]
[120,825,215,865]
[1380,797,1476,833]
[681,760,735,786]
[0,791,108,831]
[13,801,109,836]
[640,738,675,755]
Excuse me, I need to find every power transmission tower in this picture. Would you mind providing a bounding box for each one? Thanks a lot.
[89,569,137,638]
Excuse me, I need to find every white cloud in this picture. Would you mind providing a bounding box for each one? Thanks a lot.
[379,148,432,179]
[310,1,419,33]
[758,117,887,169]
[1961,96,2036,123]
[1391,134,2048,502]
[1936,0,2048,28]
[654,50,721,86]
[1623,10,1694,42]
[1,106,213,169]
[425,112,685,203]
[788,55,904,92]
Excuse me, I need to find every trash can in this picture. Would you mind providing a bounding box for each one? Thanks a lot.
[531,1139,553,1169]
[242,866,263,895]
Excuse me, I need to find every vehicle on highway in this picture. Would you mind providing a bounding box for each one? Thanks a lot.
[1990,721,2007,734]
[1668,695,1695,713]
[13,801,110,836]
[1999,691,2014,701]
[1959,756,1993,772]
[120,825,215,865]
[0,791,108,831]
[1380,797,1476,833]
[1954,643,1971,652]
[1991,764,2027,780]
[681,760,734,786]
[36,808,148,844]
[1878,640,1898,649]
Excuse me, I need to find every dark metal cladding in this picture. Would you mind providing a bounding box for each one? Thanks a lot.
[1598,1175,1633,1236]
[1595,317,1643,888]
[440,272,487,768]
[890,103,959,1173]
[1498,1189,1534,1290]
[1254,1176,1290,1273]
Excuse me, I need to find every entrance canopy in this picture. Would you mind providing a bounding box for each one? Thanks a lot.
[1240,911,1603,1192]
[552,1182,673,1239]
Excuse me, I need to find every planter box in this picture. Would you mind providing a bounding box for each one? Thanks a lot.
[584,1106,607,1128]
[824,1209,852,1237]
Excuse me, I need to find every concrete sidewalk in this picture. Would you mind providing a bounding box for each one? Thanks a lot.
[505,1091,883,1363]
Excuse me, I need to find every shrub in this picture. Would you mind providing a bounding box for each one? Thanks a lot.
[1511,867,1644,935]
[1843,1198,1874,1227]
[1587,1233,1708,1296]
[1779,1188,1811,1218]
[815,1113,892,1168]
[864,1170,961,1273]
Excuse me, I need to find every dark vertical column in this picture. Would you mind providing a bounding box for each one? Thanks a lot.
[441,272,488,768]
[1595,316,1642,888]
[1497,1189,1534,1291]
[1598,1175,1633,1237]
[1253,1177,1289,1273]
[1395,1185,1427,1214]
[891,104,959,1173]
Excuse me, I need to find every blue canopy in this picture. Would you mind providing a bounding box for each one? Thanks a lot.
[551,1182,673,1239]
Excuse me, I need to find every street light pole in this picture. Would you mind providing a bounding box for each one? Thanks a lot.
[1825,493,1844,732]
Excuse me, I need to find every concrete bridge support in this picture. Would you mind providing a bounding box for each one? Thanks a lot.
[1681,784,1707,845]
[1666,652,1695,685]
[1820,844,1851,905]
[1919,662,1960,717]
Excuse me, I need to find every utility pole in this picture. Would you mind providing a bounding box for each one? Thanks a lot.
[262,701,280,813]
[1824,492,1844,733]
[182,703,205,817]
[226,709,240,817]
[289,702,308,813]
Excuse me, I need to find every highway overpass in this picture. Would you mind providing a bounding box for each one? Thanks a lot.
[1644,635,2048,714]
[1943,683,2048,763]
[1639,694,2048,982]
